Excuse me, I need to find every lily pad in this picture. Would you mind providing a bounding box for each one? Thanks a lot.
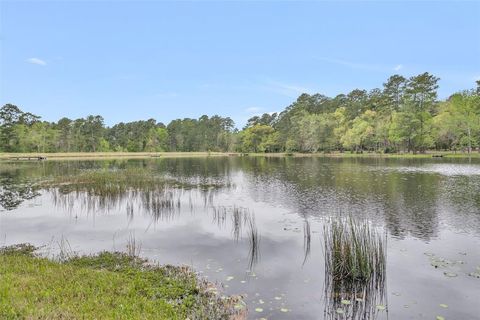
[234,303,245,310]
[336,308,345,314]
[443,272,457,278]
[436,316,445,320]
[255,307,263,312]
[341,299,351,305]
[376,305,386,311]
[439,304,448,308]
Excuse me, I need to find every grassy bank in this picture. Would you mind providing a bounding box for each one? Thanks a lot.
[1,151,479,161]
[0,244,244,320]
[0,152,227,160]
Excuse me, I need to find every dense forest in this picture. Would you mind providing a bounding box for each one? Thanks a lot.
[1,72,479,154]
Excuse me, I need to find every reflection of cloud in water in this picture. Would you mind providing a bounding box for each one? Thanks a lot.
[2,158,480,319]
[380,164,480,176]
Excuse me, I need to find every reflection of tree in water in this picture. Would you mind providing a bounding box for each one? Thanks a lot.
[0,175,41,210]
[238,156,451,241]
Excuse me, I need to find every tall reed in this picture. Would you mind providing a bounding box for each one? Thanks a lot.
[323,216,387,319]
[324,217,385,283]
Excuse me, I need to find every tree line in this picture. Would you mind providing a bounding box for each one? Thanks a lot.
[1,72,479,154]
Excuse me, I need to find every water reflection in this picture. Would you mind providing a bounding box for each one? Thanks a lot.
[0,173,40,211]
[303,219,311,266]
[323,277,387,320]
[1,157,480,319]
[237,157,480,240]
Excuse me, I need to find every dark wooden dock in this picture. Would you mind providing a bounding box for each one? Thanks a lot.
[10,156,47,161]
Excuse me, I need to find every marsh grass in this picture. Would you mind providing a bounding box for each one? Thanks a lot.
[126,232,142,259]
[246,214,260,270]
[0,244,246,320]
[44,168,230,219]
[44,168,228,196]
[324,217,385,282]
[323,217,387,319]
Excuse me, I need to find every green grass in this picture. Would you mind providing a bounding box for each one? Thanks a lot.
[322,218,387,318]
[0,152,227,160]
[323,217,385,283]
[0,244,244,320]
[1,150,479,161]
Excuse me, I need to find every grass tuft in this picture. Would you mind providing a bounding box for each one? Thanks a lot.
[323,217,387,319]
[324,217,385,283]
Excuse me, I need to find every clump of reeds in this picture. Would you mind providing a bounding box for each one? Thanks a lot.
[324,217,385,283]
[323,217,387,319]
[126,232,141,259]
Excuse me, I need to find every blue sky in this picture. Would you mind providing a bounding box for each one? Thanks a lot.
[1,1,479,128]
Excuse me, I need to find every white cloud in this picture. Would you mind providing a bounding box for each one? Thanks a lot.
[245,107,263,114]
[267,110,280,116]
[315,56,383,71]
[26,57,46,66]
[263,80,311,98]
[394,64,403,71]
[316,56,403,73]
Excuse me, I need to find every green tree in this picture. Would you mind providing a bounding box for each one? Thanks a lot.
[341,110,377,152]
[240,124,277,152]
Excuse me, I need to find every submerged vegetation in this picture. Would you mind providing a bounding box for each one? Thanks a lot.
[323,217,387,319]
[40,168,230,217]
[0,244,245,320]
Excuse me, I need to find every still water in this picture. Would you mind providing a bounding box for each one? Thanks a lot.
[1,157,479,319]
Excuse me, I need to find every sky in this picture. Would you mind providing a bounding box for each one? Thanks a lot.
[1,1,479,128]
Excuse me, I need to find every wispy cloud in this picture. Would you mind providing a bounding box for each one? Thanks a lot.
[315,56,383,71]
[315,56,403,73]
[245,107,262,114]
[263,80,311,98]
[26,57,46,66]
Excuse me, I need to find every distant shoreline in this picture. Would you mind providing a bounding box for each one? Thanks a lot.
[1,151,479,160]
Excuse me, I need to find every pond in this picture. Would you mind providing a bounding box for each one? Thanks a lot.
[1,156,479,319]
